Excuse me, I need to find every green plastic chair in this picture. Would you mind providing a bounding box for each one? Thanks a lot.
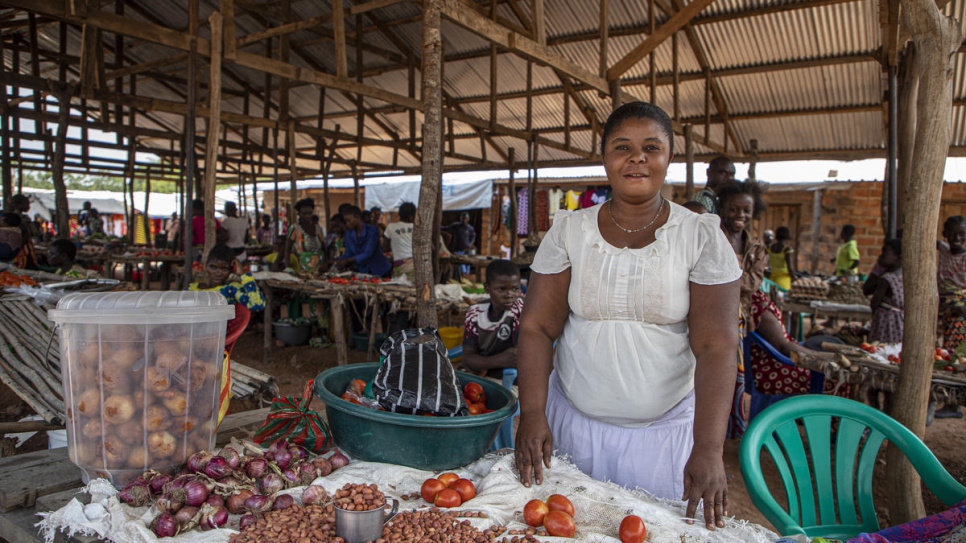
[740,395,966,539]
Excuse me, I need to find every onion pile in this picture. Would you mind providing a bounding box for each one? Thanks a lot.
[115,440,350,538]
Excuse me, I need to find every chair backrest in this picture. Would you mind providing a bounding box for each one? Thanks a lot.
[740,395,966,539]
[225,303,251,355]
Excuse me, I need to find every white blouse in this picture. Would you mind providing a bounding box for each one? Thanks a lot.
[531,202,741,427]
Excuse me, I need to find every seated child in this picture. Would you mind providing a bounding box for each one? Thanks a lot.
[189,244,265,312]
[47,239,98,278]
[0,213,23,263]
[461,259,524,375]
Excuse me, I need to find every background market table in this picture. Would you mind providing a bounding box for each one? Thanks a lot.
[105,254,184,290]
[0,408,271,543]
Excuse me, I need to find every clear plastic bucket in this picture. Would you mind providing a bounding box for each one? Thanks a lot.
[49,292,234,487]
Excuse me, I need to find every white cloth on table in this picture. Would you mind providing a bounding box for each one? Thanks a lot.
[531,202,741,427]
[547,370,694,500]
[38,451,776,543]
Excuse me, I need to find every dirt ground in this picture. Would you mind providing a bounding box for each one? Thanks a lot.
[224,326,966,533]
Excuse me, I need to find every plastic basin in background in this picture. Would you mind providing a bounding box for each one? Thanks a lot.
[437,327,463,363]
[351,333,388,352]
[314,364,517,470]
[274,322,312,346]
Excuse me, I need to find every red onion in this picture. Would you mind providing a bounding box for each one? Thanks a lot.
[151,513,179,538]
[300,485,328,506]
[267,440,286,455]
[173,506,199,527]
[163,476,185,493]
[281,468,299,487]
[185,451,213,474]
[273,446,293,470]
[149,474,172,496]
[258,473,285,495]
[218,447,241,470]
[273,494,295,510]
[289,444,308,461]
[245,494,274,514]
[205,494,224,508]
[328,450,350,470]
[239,513,255,530]
[182,480,210,507]
[226,490,254,515]
[204,456,232,480]
[201,505,229,530]
[312,457,332,477]
[244,457,269,479]
[118,482,151,507]
[298,463,320,486]
[155,493,184,515]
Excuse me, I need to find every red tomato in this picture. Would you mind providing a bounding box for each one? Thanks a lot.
[437,472,460,487]
[523,499,549,527]
[420,478,446,503]
[467,403,484,415]
[450,478,476,502]
[463,382,485,404]
[543,511,576,538]
[619,515,647,543]
[348,379,366,396]
[546,494,575,517]
[434,488,462,508]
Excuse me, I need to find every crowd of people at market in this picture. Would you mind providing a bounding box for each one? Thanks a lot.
[4,100,966,531]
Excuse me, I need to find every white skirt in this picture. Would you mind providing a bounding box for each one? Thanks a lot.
[546,371,694,500]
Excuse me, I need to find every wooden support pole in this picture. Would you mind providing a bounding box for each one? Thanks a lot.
[887,0,962,522]
[897,44,918,228]
[287,119,297,221]
[1,85,11,208]
[489,41,498,130]
[810,189,823,274]
[202,10,224,261]
[278,0,291,122]
[649,0,656,104]
[532,0,545,45]
[672,31,680,120]
[352,161,360,206]
[886,65,898,239]
[333,0,348,78]
[529,141,539,236]
[749,139,758,181]
[684,124,694,199]
[50,82,73,239]
[415,0,443,329]
[599,0,609,80]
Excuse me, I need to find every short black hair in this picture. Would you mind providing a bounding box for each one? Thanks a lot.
[842,224,856,238]
[338,203,353,214]
[601,101,674,156]
[51,239,77,261]
[398,202,416,221]
[294,198,315,213]
[11,194,29,208]
[485,259,520,283]
[343,205,362,218]
[206,243,236,264]
[330,213,346,225]
[776,226,791,241]
[261,214,271,225]
[944,215,966,234]
[716,180,767,220]
[2,213,22,227]
[884,238,901,257]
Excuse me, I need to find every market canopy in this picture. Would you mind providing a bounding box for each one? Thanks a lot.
[2,0,964,184]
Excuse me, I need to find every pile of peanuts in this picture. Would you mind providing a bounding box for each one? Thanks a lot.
[377,509,540,543]
[229,504,340,543]
[333,483,387,511]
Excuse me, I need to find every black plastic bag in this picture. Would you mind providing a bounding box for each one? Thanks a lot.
[374,328,468,416]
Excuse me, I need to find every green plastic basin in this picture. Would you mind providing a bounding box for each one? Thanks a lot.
[314,364,517,470]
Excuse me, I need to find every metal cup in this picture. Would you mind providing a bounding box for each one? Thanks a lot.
[334,499,399,543]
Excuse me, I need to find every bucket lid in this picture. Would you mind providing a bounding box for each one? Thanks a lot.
[48,291,235,325]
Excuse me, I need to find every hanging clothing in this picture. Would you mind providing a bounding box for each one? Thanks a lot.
[516,189,529,236]
[536,190,550,232]
[548,188,564,221]
[578,189,596,209]
[565,190,581,211]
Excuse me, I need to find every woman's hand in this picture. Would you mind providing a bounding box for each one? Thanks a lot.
[514,414,553,487]
[682,449,728,530]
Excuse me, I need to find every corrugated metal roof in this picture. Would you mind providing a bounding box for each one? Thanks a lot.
[3,0,966,178]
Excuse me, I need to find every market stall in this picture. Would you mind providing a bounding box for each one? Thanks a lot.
[255,272,471,365]
[105,250,185,291]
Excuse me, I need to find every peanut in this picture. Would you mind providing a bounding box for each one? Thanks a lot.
[332,483,387,512]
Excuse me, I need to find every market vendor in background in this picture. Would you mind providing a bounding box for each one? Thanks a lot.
[326,214,347,260]
[87,209,104,237]
[767,226,796,291]
[329,206,391,277]
[383,202,416,278]
[684,156,736,214]
[0,212,23,263]
[220,201,250,263]
[45,239,99,278]
[937,216,966,419]
[7,194,37,269]
[515,101,739,530]
[190,199,222,251]
[833,224,860,277]
[461,259,524,376]
[256,214,275,246]
[278,198,325,272]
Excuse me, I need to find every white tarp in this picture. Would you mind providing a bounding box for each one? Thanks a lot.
[364,179,492,212]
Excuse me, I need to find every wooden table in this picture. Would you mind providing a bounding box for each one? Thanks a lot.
[781,300,872,341]
[105,254,184,290]
[0,408,271,543]
[257,277,468,366]
[443,254,498,283]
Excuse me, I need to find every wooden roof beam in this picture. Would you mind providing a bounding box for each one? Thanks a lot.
[606,0,715,81]
[236,13,333,48]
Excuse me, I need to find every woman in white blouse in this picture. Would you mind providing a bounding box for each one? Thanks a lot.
[515,102,741,531]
